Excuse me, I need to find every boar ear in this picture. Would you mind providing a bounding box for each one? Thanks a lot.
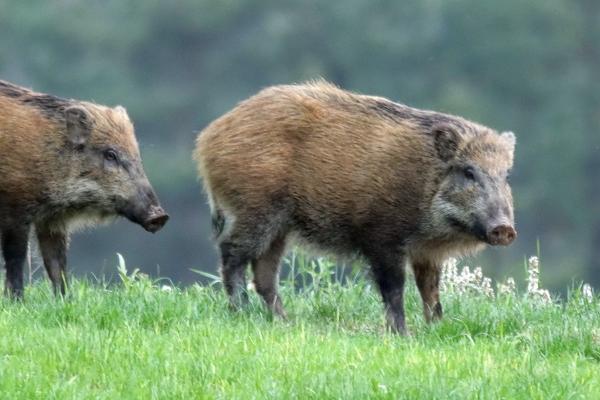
[114,105,129,117]
[433,124,460,162]
[501,131,516,148]
[65,106,91,147]
[501,131,516,160]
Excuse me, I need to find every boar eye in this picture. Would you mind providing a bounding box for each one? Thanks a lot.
[463,166,476,181]
[104,149,119,163]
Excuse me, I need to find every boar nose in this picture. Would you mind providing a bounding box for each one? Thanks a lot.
[143,205,169,233]
[487,224,517,246]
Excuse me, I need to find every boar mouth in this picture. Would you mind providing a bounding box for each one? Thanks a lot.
[446,217,488,242]
[142,213,169,233]
[119,205,169,233]
[138,205,169,233]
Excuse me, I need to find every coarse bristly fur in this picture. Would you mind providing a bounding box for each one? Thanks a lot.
[0,80,168,298]
[195,80,516,334]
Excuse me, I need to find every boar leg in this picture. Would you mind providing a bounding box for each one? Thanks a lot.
[412,260,442,323]
[367,249,407,334]
[251,236,287,318]
[36,227,68,296]
[219,240,251,310]
[2,225,30,299]
[219,207,288,311]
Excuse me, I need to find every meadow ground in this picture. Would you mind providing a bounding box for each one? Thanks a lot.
[0,255,598,399]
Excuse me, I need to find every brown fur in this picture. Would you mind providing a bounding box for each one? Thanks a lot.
[0,80,168,298]
[195,80,516,333]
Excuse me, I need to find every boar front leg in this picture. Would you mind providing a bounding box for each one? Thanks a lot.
[366,248,407,334]
[412,259,442,323]
[2,224,30,299]
[36,226,68,296]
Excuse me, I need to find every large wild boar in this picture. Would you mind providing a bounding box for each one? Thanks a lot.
[0,80,169,298]
[195,81,516,333]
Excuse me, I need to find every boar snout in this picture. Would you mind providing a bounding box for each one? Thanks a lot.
[142,205,169,233]
[119,185,169,233]
[486,224,516,246]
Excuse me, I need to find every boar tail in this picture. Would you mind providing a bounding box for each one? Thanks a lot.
[211,208,226,239]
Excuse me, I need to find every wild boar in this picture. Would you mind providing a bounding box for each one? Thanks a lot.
[0,80,168,298]
[195,80,516,333]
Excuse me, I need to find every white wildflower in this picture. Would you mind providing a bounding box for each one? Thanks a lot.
[506,277,516,293]
[526,256,552,305]
[528,256,539,269]
[481,277,494,297]
[441,257,459,292]
[497,277,516,296]
[161,285,173,292]
[526,256,540,294]
[582,283,593,303]
[537,289,552,304]
[441,258,496,297]
[377,384,388,394]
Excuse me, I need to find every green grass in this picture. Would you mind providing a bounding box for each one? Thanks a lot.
[0,256,599,399]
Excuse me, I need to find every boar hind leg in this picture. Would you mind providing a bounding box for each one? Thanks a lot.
[36,227,68,297]
[218,207,288,311]
[2,225,30,299]
[366,248,408,334]
[412,260,442,323]
[219,239,252,310]
[251,236,287,318]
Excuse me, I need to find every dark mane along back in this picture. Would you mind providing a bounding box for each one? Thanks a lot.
[367,97,468,132]
[0,80,70,119]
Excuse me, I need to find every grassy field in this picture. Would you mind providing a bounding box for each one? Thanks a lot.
[0,255,598,399]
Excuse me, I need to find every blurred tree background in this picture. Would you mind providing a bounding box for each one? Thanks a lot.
[0,0,598,291]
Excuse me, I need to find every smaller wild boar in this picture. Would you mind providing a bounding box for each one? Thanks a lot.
[195,81,516,334]
[0,80,169,298]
